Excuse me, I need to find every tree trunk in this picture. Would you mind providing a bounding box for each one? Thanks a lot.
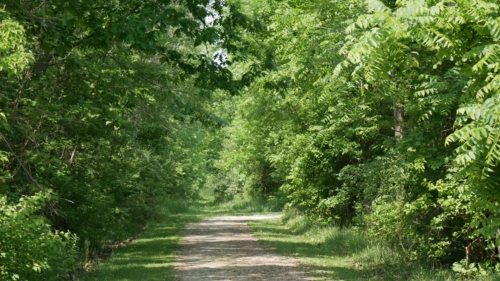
[393,100,403,138]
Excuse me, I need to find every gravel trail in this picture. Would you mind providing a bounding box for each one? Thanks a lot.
[174,215,315,281]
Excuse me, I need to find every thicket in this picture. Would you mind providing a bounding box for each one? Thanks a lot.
[211,0,500,275]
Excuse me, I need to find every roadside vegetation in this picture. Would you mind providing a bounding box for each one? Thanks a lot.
[78,199,196,281]
[250,208,500,281]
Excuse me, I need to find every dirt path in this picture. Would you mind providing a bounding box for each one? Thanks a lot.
[174,215,315,281]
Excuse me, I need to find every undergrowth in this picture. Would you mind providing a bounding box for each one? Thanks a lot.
[213,195,283,214]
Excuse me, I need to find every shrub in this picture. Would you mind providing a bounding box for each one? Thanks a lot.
[0,192,78,281]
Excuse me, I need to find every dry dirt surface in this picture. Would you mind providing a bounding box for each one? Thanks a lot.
[174,215,316,281]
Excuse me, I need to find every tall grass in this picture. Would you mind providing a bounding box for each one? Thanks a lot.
[155,198,192,217]
[214,196,282,214]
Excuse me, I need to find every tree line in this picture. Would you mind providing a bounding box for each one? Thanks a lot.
[210,0,500,273]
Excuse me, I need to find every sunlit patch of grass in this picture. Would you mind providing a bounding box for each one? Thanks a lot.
[249,218,367,280]
[78,212,199,281]
[248,211,500,281]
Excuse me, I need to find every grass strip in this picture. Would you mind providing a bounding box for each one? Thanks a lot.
[248,214,500,281]
[78,212,199,281]
[249,218,367,281]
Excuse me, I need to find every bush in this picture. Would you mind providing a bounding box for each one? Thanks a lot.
[0,193,78,281]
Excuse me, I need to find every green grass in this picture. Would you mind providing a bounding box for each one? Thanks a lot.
[211,196,282,215]
[79,214,196,281]
[77,199,201,281]
[76,195,279,281]
[248,210,500,281]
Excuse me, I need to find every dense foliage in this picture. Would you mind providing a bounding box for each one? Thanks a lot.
[0,0,260,279]
[210,0,500,274]
[3,0,500,279]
